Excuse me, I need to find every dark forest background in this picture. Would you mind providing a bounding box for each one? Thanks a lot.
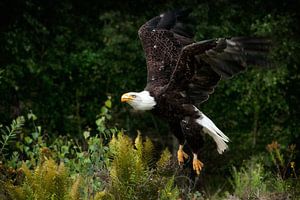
[0,0,300,199]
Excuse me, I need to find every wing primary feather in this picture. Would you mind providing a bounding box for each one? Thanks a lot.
[205,37,271,78]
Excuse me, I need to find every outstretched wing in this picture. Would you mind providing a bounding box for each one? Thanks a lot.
[166,37,271,105]
[138,10,194,95]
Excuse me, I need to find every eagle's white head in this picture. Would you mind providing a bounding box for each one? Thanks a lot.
[121,91,156,111]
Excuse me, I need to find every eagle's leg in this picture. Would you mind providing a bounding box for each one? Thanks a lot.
[180,114,205,175]
[192,153,204,175]
[177,144,189,165]
[169,122,188,165]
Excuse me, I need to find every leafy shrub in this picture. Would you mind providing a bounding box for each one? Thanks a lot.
[230,157,268,199]
[266,141,298,179]
[100,132,179,200]
[0,112,182,200]
[0,116,25,160]
[228,154,300,200]
[1,131,181,200]
[4,159,80,200]
[0,101,113,199]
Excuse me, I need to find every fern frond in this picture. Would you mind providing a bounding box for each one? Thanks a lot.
[4,183,26,200]
[135,130,143,152]
[54,162,70,200]
[105,132,179,200]
[0,116,25,158]
[69,176,82,200]
[134,131,147,176]
[6,159,81,200]
[109,133,136,183]
[159,176,180,200]
[143,136,154,167]
[94,190,107,200]
[108,133,118,154]
[156,148,172,170]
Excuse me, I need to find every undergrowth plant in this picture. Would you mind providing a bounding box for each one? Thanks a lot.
[0,98,181,200]
[100,132,179,200]
[228,145,300,200]
[68,130,110,199]
[1,130,180,200]
[0,116,25,160]
[0,99,114,199]
[1,104,299,199]
[229,157,268,199]
[4,158,80,200]
[266,141,300,198]
[266,141,298,179]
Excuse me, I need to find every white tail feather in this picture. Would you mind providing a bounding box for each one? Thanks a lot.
[194,107,229,154]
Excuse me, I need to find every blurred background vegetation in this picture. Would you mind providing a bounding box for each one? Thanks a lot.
[0,0,299,199]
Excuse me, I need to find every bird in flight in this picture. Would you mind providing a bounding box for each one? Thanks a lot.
[121,10,270,175]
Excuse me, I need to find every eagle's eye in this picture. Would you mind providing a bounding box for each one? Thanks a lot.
[131,94,137,98]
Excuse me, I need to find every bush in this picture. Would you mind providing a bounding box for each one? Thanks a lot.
[4,159,80,200]
[100,132,179,200]
[0,114,181,200]
[228,154,299,200]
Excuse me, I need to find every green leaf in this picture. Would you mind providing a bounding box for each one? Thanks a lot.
[24,146,30,152]
[61,145,69,154]
[27,113,37,121]
[84,158,91,164]
[101,106,108,114]
[2,135,7,141]
[96,117,105,126]
[37,126,41,134]
[105,99,112,108]
[83,131,90,139]
[32,132,39,140]
[25,136,33,144]
[89,144,96,151]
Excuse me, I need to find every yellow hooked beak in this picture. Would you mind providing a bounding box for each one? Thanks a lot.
[121,93,135,103]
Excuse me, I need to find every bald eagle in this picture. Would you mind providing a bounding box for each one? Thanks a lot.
[121,10,270,175]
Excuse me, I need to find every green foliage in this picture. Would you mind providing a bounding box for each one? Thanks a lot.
[266,141,298,180]
[159,176,180,200]
[0,113,52,169]
[230,158,268,199]
[100,132,179,200]
[229,155,300,200]
[0,109,112,199]
[1,127,180,200]
[95,97,118,140]
[0,116,25,160]
[1,109,299,200]
[68,131,110,199]
[4,159,79,200]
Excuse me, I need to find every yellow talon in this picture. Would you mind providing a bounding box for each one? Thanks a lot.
[177,145,189,165]
[192,153,204,175]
